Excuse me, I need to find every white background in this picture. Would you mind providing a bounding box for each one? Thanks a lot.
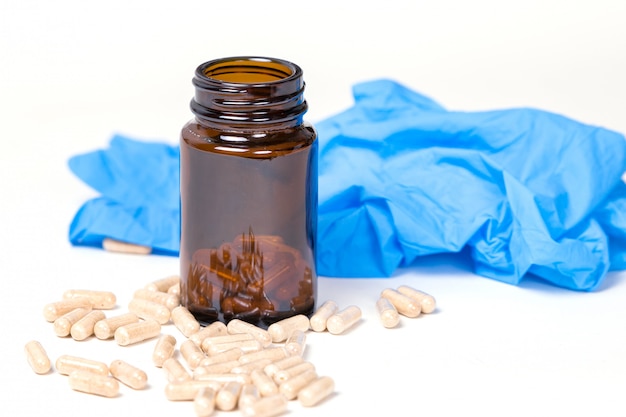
[2,1,626,416]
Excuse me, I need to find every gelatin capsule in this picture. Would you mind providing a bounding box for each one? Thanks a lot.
[241,393,288,417]
[194,387,217,417]
[285,329,307,356]
[172,306,201,337]
[263,355,304,378]
[326,305,362,335]
[24,340,51,374]
[199,347,244,367]
[163,357,192,383]
[110,359,148,390]
[381,288,421,318]
[397,285,436,313]
[44,298,92,323]
[54,307,92,337]
[94,312,140,340]
[165,380,222,401]
[63,289,117,310]
[56,354,109,376]
[216,381,242,411]
[134,288,180,311]
[145,275,181,292]
[230,358,273,375]
[71,310,106,341]
[273,361,315,384]
[128,298,171,324]
[278,368,317,400]
[203,338,262,356]
[238,347,287,365]
[189,321,228,346]
[250,369,278,396]
[309,300,338,332]
[238,383,261,409]
[298,375,335,407]
[167,283,180,296]
[69,370,119,398]
[152,334,177,367]
[102,237,151,255]
[194,360,240,377]
[227,319,272,347]
[267,314,310,343]
[114,319,161,346]
[376,297,400,328]
[181,339,207,370]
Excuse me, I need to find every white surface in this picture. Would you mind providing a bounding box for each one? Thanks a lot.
[2,1,626,416]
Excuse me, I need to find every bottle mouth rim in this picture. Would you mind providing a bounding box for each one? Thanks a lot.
[194,56,302,87]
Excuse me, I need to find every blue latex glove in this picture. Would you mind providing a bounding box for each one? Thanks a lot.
[68,80,626,290]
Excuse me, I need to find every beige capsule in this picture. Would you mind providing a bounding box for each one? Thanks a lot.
[94,312,140,340]
[43,298,92,322]
[54,307,92,337]
[102,237,151,255]
[194,387,217,417]
[227,319,272,347]
[110,359,148,390]
[145,275,180,292]
[189,321,228,347]
[241,393,288,417]
[285,329,307,356]
[128,298,171,324]
[298,375,335,407]
[216,381,242,411]
[181,339,206,370]
[397,285,437,313]
[165,380,222,401]
[194,360,240,377]
[56,354,109,376]
[167,283,180,296]
[171,306,201,337]
[69,370,119,398]
[273,361,315,385]
[63,289,117,310]
[327,305,362,335]
[71,310,106,341]
[278,368,317,400]
[114,319,161,346]
[152,334,177,367]
[134,288,180,311]
[267,314,310,343]
[163,357,192,383]
[238,383,261,409]
[230,358,273,375]
[263,355,304,379]
[250,369,278,397]
[199,347,244,367]
[24,340,51,375]
[203,338,262,356]
[381,288,421,318]
[238,347,287,365]
[309,300,339,332]
[376,297,400,328]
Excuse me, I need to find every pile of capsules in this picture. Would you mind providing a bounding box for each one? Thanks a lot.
[24,275,436,417]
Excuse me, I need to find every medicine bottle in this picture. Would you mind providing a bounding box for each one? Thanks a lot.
[180,57,318,329]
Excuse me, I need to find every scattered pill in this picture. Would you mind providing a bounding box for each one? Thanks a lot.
[102,237,151,255]
[172,306,201,337]
[63,289,116,309]
[70,310,106,341]
[273,361,315,385]
[110,359,148,390]
[381,288,421,318]
[128,298,171,324]
[397,285,436,313]
[194,360,241,376]
[165,380,222,401]
[227,319,272,347]
[309,300,339,332]
[189,321,228,346]
[69,370,119,398]
[145,275,180,292]
[298,375,335,407]
[216,381,242,411]
[54,307,92,337]
[326,305,362,335]
[238,383,261,409]
[267,314,310,343]
[230,358,273,375]
[250,369,278,397]
[278,368,318,400]
[163,357,192,383]
[241,393,288,417]
[114,319,161,346]
[43,298,92,322]
[152,334,177,367]
[24,340,51,374]
[264,355,304,379]
[376,297,400,328]
[94,312,140,340]
[134,288,180,311]
[56,354,109,376]
[181,339,207,370]
[194,387,217,417]
[238,347,287,365]
[285,329,307,356]
[203,338,262,356]
[199,347,244,367]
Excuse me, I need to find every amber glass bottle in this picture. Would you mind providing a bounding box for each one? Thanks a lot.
[180,57,317,329]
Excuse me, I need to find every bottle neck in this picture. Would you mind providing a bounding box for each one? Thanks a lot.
[190,57,308,130]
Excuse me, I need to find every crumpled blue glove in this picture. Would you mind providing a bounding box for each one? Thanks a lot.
[68,79,626,290]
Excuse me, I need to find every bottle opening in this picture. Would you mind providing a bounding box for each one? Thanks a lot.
[202,58,295,84]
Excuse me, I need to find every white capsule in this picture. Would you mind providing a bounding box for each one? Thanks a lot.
[24,340,51,375]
